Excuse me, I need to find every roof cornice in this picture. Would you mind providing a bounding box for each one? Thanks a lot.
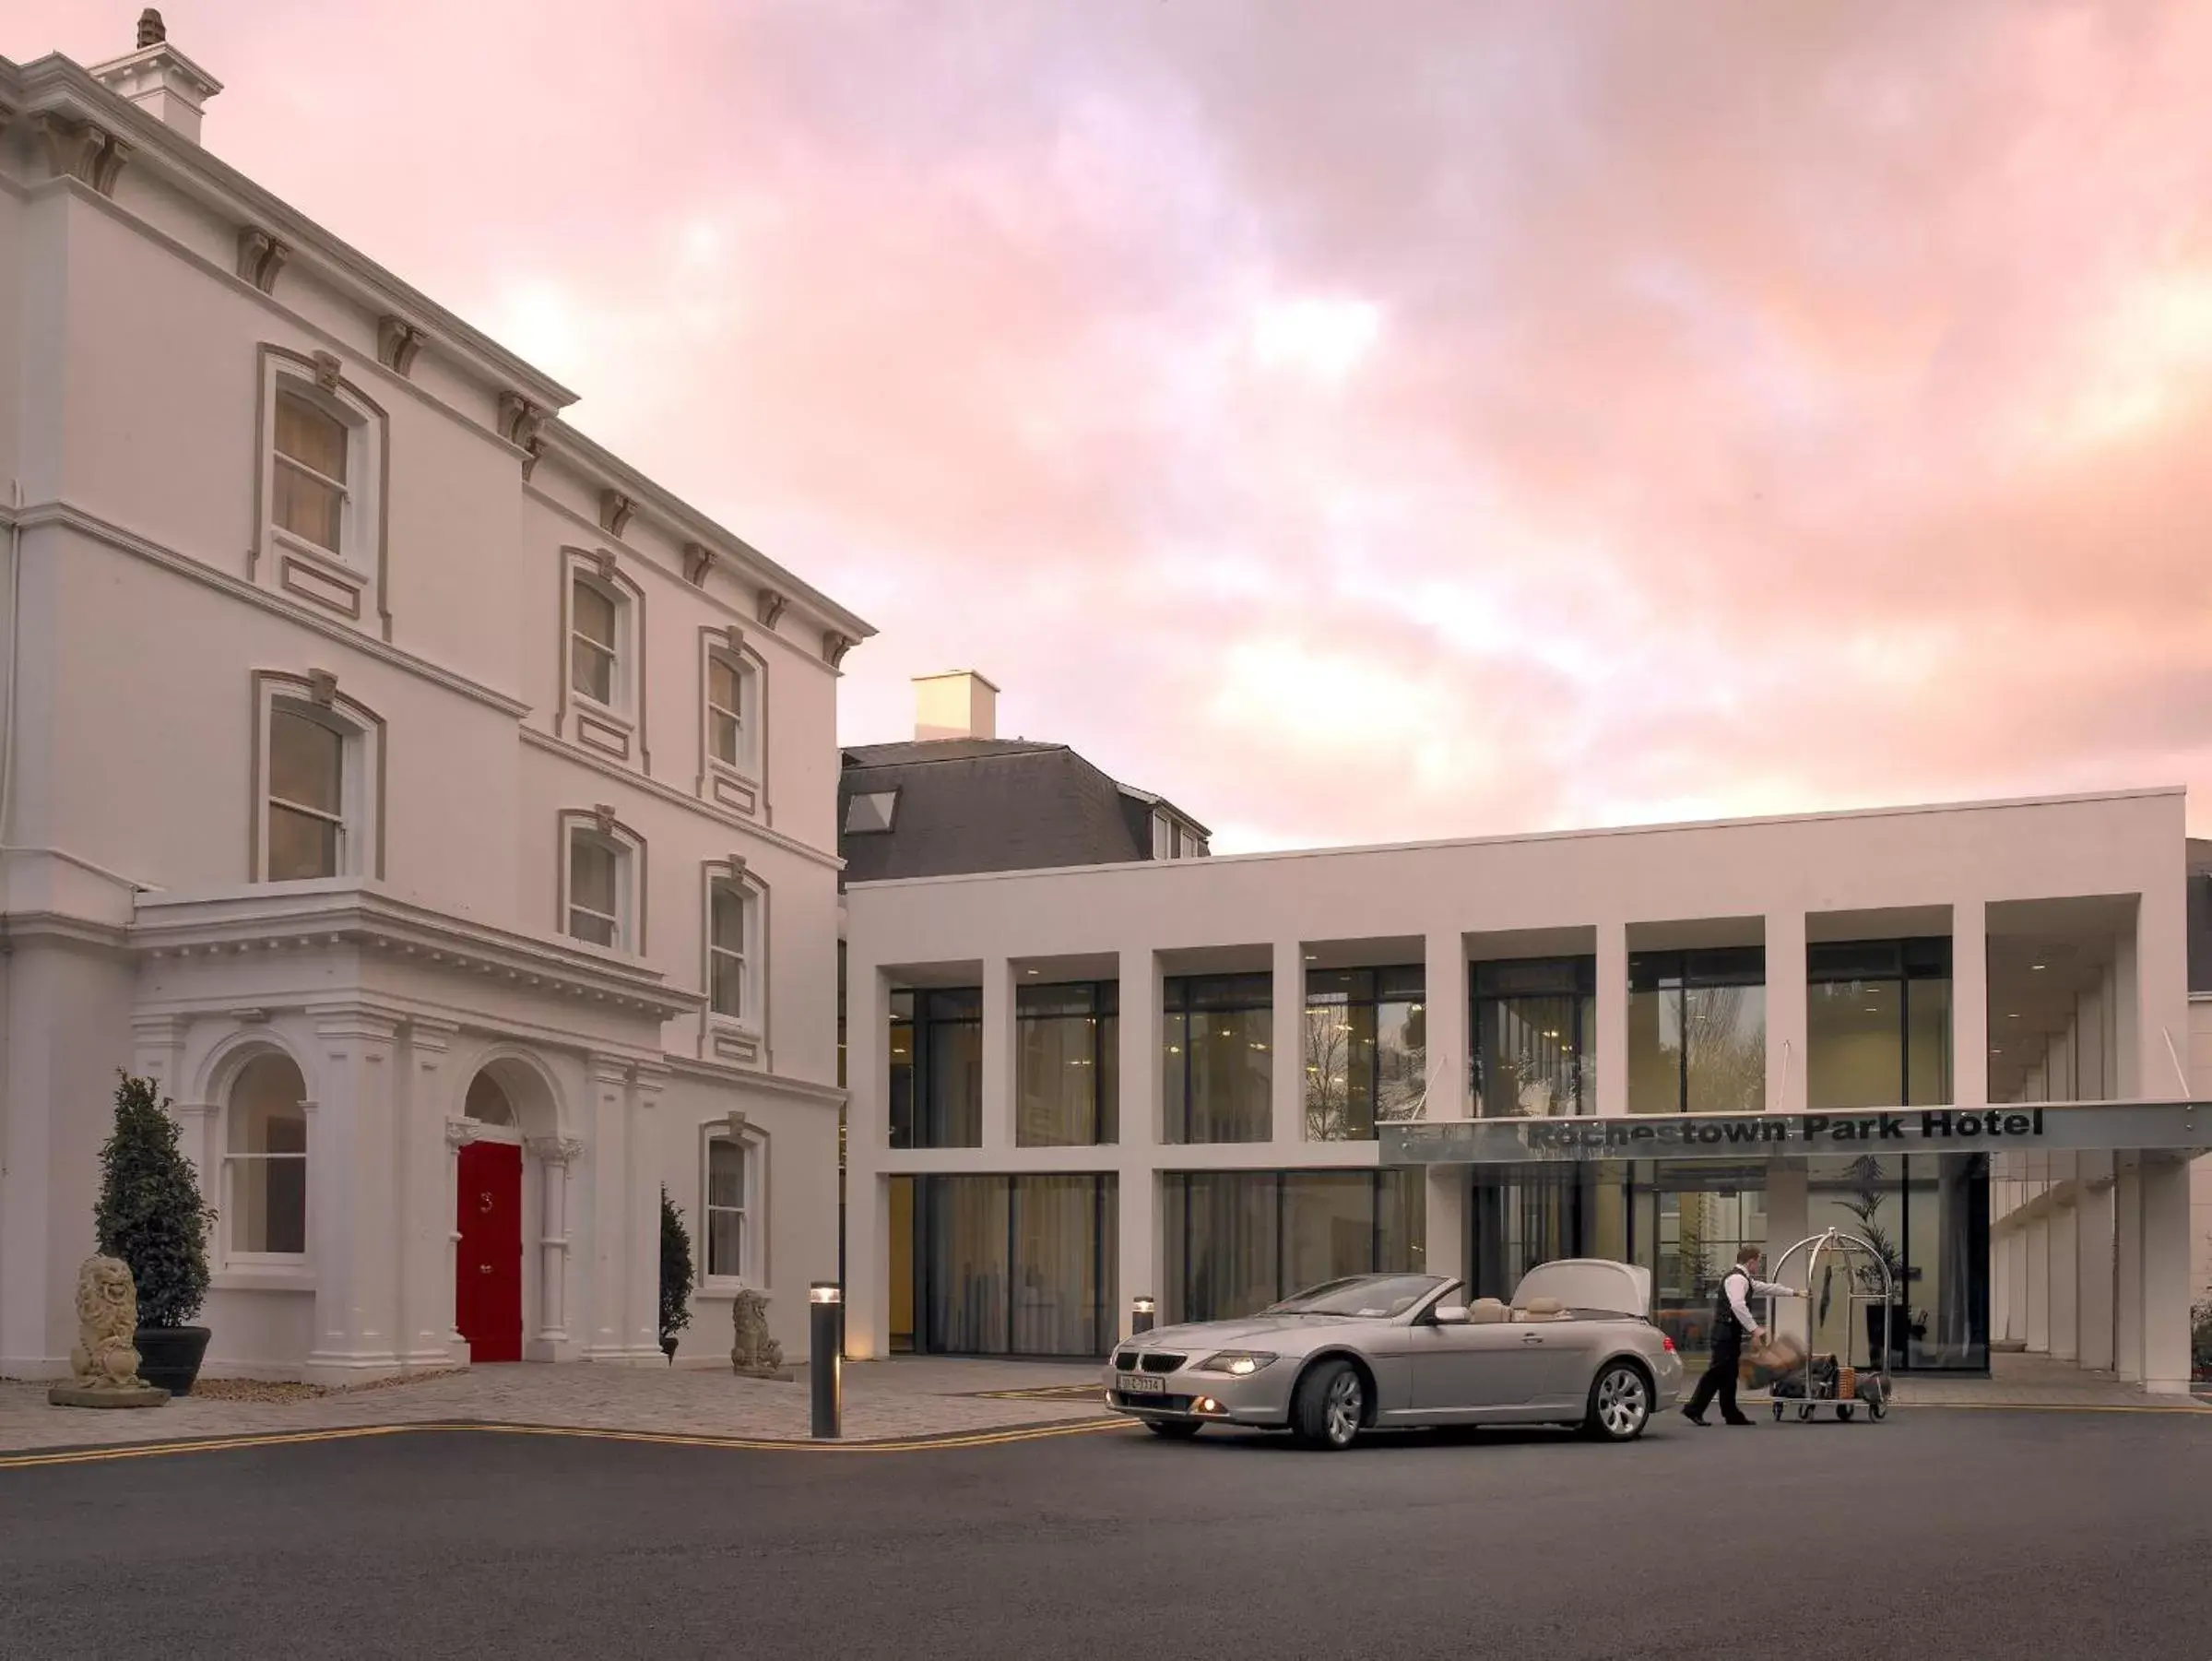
[538,419,874,646]
[130,882,701,1021]
[3,52,576,411]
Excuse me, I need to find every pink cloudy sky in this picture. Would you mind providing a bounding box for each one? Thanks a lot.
[19,2,2212,851]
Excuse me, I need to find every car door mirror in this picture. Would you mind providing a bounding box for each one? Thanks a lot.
[1432,1305,1468,1325]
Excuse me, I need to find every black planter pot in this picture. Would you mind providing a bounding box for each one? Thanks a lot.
[1863,1305,1910,1366]
[134,1326,211,1395]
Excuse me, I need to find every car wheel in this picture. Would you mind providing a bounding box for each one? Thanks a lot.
[1581,1361,1650,1442]
[1143,1418,1203,1440]
[1292,1358,1365,1451]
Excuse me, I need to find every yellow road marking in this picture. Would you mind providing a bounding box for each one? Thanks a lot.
[0,1416,1132,1471]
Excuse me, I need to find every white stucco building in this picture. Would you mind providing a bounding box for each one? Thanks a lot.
[0,26,866,1382]
[846,787,2207,1394]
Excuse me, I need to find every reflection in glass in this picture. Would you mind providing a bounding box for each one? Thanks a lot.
[889,989,982,1148]
[1304,967,1425,1140]
[1164,1169,1424,1324]
[1017,982,1117,1146]
[1473,958,1593,1118]
[920,1174,1007,1354]
[1164,976,1272,1144]
[1806,939,1952,1109]
[227,1053,308,1255]
[1627,949,1766,1114]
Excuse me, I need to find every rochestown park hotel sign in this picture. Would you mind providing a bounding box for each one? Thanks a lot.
[1380,1103,2211,1166]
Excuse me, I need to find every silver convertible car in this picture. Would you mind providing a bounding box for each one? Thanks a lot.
[1102,1260,1682,1450]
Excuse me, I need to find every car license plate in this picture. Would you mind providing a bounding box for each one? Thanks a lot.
[1118,1373,1165,1395]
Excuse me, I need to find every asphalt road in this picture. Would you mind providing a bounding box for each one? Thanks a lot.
[3,1408,2208,1660]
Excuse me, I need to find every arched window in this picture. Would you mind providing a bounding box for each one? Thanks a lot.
[227,1053,308,1257]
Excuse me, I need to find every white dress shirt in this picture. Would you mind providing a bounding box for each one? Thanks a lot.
[1725,1267,1795,1335]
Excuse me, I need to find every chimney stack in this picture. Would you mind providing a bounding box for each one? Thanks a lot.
[89,11,223,144]
[913,671,999,742]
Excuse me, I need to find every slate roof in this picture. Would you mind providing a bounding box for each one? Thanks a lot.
[839,737,1207,884]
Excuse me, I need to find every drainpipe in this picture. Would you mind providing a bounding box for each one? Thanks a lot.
[0,481,18,1192]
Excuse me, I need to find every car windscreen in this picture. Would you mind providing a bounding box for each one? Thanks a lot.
[1263,1275,1449,1318]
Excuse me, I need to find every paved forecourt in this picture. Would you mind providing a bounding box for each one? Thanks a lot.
[0,1357,1109,1455]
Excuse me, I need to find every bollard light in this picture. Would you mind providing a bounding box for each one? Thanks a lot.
[810,1282,843,1440]
[1132,1295,1156,1335]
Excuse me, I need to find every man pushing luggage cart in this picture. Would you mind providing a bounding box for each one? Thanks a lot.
[1681,1245,1804,1427]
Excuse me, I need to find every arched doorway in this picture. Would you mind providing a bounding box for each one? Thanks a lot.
[455,1071,524,1363]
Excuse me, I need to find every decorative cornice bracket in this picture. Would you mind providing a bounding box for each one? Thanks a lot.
[598,490,635,539]
[377,316,425,377]
[755,589,788,630]
[235,225,290,294]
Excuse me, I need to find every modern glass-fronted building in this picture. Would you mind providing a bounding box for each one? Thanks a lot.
[846,787,2209,1394]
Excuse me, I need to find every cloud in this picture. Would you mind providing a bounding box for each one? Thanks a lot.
[17,0,2212,850]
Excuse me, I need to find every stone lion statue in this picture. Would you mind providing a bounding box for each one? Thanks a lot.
[70,1256,145,1391]
[729,1287,785,1376]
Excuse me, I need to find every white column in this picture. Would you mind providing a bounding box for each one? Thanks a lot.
[1423,931,1469,1121]
[1117,1170,1158,1341]
[1765,909,1807,1113]
[1766,1161,1810,1259]
[2048,1162,2079,1362]
[1990,1223,2010,1348]
[2140,1156,2193,1394]
[399,1019,460,1370]
[585,1054,633,1361]
[981,956,1017,1149]
[303,1005,401,1384]
[2025,1211,2051,1354]
[2114,1153,2145,1382]
[626,1065,667,1362]
[2076,1152,2116,1371]
[2113,929,2141,1098]
[443,1117,479,1358]
[1595,920,1628,1117]
[1117,945,1163,1335]
[844,959,889,1358]
[1952,900,1988,1109]
[2134,887,2191,1101]
[2005,1226,2029,1346]
[526,1135,584,1352]
[1424,1169,1467,1286]
[1272,940,1306,1144]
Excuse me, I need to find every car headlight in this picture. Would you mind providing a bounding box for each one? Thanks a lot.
[1195,1351,1278,1377]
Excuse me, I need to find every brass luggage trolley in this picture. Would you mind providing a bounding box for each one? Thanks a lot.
[1760,1228,1894,1423]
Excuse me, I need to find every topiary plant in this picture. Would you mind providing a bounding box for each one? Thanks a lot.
[658,1185,694,1361]
[93,1072,216,1330]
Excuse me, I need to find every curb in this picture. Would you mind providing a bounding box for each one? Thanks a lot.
[0,1414,1130,1471]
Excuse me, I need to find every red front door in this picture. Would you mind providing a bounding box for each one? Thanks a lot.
[456,1141,523,1363]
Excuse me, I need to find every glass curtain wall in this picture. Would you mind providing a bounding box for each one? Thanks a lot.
[1472,957,1595,1118]
[905,1173,1118,1356]
[1164,974,1272,1143]
[1304,967,1426,1140]
[1017,981,1118,1145]
[889,989,983,1148]
[1627,948,1767,1114]
[1162,1170,1425,1324]
[1806,939,1953,1110]
[1804,1153,1986,1371]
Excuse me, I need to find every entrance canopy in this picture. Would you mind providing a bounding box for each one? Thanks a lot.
[1380,1103,2210,1166]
